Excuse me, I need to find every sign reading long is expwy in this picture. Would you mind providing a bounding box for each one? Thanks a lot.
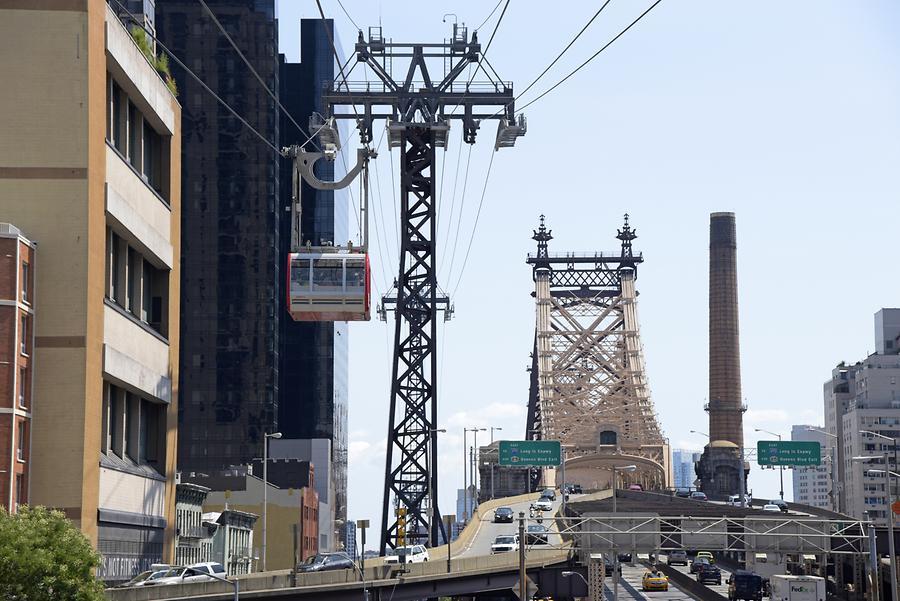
[499,440,562,467]
[757,440,821,466]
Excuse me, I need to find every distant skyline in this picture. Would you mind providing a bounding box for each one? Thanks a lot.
[276,1,900,534]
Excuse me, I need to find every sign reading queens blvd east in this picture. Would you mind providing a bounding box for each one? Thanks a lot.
[499,440,562,467]
[757,440,822,466]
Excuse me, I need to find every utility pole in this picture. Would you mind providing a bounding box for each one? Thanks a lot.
[319,25,525,552]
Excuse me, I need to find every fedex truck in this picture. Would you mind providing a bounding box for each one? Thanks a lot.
[769,575,826,601]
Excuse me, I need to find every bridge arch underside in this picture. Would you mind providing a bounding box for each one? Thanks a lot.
[557,452,666,491]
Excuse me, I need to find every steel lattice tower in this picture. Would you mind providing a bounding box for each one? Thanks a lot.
[526,215,671,489]
[320,25,525,550]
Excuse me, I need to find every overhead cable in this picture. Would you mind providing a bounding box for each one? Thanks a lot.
[335,0,362,33]
[197,0,322,151]
[108,0,282,155]
[517,0,664,113]
[515,0,612,102]
[475,0,505,32]
[451,149,497,297]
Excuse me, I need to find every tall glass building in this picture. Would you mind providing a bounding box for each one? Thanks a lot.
[278,18,350,538]
[155,0,282,473]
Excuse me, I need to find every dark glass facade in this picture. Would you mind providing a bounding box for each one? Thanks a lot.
[155,0,281,474]
[278,19,349,534]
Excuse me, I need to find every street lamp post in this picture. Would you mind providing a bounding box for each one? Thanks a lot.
[463,427,485,521]
[854,454,898,601]
[809,427,841,513]
[756,428,784,500]
[859,429,900,601]
[426,428,447,547]
[262,431,282,572]
[490,426,503,499]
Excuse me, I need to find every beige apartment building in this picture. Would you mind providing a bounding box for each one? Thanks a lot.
[0,0,180,583]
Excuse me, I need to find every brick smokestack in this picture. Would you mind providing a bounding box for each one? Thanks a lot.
[708,212,743,448]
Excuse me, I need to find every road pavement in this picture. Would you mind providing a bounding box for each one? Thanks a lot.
[453,497,564,558]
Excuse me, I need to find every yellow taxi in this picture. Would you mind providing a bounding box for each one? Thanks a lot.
[642,570,669,591]
[696,551,715,563]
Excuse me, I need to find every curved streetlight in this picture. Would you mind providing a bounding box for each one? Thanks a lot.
[262,431,282,571]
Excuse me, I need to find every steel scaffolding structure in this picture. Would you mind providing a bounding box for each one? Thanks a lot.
[322,24,525,551]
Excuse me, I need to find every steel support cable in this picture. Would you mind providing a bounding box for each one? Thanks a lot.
[475,0,505,32]
[444,144,474,283]
[315,0,369,148]
[108,0,282,155]
[196,0,323,151]
[440,136,466,278]
[335,0,361,33]
[516,0,664,113]
[514,0,612,102]
[451,149,496,297]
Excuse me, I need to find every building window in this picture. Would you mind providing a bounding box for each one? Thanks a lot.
[18,367,26,408]
[105,231,170,337]
[128,101,140,166]
[109,386,123,457]
[21,261,29,303]
[19,315,27,355]
[15,474,24,510]
[17,420,25,462]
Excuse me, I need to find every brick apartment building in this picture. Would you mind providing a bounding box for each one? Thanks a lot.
[0,224,35,512]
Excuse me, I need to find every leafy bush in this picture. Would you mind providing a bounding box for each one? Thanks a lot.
[130,26,178,97]
[0,506,105,601]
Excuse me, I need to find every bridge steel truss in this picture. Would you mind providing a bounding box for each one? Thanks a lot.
[526,216,670,488]
[321,25,524,551]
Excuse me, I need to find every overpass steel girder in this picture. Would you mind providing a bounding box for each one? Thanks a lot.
[549,515,870,555]
[526,216,669,488]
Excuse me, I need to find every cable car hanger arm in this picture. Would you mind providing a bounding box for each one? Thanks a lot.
[282,145,376,191]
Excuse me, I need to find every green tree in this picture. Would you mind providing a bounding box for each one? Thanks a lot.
[0,506,105,601]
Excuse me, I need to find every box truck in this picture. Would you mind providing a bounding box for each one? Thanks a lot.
[769,575,825,601]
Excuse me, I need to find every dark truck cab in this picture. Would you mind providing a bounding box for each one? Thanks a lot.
[728,570,764,601]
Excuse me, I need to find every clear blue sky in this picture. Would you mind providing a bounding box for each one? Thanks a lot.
[276,0,900,536]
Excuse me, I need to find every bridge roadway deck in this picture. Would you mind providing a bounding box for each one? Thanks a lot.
[107,492,574,601]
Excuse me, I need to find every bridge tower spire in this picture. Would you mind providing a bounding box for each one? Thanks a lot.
[525,216,670,491]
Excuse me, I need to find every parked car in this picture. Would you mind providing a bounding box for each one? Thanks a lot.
[642,570,669,591]
[769,499,789,513]
[297,553,355,572]
[667,550,688,566]
[540,488,557,501]
[675,488,692,498]
[762,503,782,513]
[690,491,708,501]
[690,557,711,574]
[533,498,553,512]
[526,524,549,545]
[491,535,519,554]
[697,563,722,585]
[572,484,583,494]
[152,563,226,585]
[728,570,765,601]
[120,566,172,588]
[494,506,514,523]
[384,545,429,565]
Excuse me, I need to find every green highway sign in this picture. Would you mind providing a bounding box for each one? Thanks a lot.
[757,440,822,466]
[499,440,561,467]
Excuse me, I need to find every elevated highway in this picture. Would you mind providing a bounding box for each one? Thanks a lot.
[107,489,868,601]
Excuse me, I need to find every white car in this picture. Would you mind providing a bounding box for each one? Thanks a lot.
[533,499,553,512]
[491,535,519,554]
[152,562,227,585]
[762,503,782,513]
[384,544,429,564]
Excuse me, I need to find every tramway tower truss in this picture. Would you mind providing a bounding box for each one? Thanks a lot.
[526,216,671,490]
[321,24,526,552]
